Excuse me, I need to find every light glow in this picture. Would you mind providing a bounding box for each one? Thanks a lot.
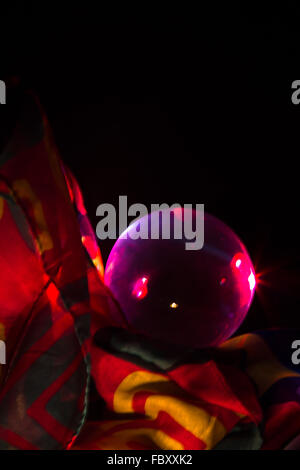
[248,271,256,291]
[132,276,149,300]
[170,302,179,309]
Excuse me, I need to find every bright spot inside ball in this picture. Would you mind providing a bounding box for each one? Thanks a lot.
[170,302,179,309]
[104,209,256,349]
[132,276,149,300]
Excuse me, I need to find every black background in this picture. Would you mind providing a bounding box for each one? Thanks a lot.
[1,3,300,334]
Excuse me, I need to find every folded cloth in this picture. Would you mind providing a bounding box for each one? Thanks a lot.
[71,327,300,450]
[1,89,300,451]
[0,90,108,449]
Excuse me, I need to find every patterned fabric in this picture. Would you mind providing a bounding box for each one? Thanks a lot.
[0,91,107,449]
[1,91,300,450]
[73,328,300,450]
[222,330,300,449]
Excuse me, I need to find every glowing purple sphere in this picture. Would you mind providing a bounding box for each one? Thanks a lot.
[104,209,256,349]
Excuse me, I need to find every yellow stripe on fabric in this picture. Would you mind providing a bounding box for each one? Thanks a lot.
[12,180,53,254]
[113,370,169,413]
[113,370,227,450]
[73,422,183,450]
[98,427,183,450]
[222,333,300,396]
[144,395,226,449]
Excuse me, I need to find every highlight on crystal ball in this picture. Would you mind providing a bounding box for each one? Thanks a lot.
[104,208,256,349]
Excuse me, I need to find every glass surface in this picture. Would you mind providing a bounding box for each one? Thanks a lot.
[105,209,256,349]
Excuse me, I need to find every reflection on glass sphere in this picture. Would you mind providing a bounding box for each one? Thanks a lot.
[104,209,256,349]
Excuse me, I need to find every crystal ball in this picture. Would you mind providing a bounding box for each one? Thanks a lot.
[104,209,256,349]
